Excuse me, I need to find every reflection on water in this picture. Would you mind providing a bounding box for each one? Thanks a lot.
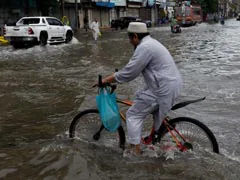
[0,19,240,179]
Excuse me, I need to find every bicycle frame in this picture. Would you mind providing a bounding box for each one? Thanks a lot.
[96,75,206,151]
[116,98,132,122]
[116,97,189,151]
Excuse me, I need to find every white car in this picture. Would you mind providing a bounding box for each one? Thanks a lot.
[4,16,73,48]
[237,13,240,21]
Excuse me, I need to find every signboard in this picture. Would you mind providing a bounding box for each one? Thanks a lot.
[110,0,126,6]
[128,0,142,2]
[159,1,176,7]
[92,0,126,6]
[144,0,175,7]
[147,0,155,7]
[64,0,81,3]
[167,1,175,7]
[96,1,115,7]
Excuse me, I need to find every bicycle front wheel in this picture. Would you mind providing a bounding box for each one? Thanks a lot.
[69,109,125,149]
[159,117,219,154]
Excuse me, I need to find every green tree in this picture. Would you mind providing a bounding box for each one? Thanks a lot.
[194,0,219,14]
[36,0,60,16]
[0,0,23,8]
[0,0,60,15]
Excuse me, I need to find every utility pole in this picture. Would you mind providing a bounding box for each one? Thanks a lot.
[166,0,168,20]
[155,0,158,26]
[75,0,78,30]
[224,0,227,18]
[61,0,65,17]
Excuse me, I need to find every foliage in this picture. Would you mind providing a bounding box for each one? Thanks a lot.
[36,0,59,7]
[193,0,219,14]
[0,0,60,16]
[36,0,60,16]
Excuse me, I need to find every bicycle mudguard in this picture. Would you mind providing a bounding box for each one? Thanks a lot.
[171,97,206,110]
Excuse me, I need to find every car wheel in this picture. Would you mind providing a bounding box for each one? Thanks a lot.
[12,42,21,49]
[39,32,48,46]
[65,31,73,43]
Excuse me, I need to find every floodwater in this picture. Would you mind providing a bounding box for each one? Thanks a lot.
[0,19,240,179]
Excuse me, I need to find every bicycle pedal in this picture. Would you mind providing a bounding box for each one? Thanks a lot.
[152,132,160,145]
[148,145,155,151]
[142,136,153,145]
[183,142,193,150]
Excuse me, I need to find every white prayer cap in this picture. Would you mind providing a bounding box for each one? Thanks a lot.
[127,22,148,33]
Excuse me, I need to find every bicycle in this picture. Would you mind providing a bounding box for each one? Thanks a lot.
[69,75,219,154]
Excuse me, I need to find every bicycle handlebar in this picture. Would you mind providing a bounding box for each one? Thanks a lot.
[98,75,103,87]
[97,75,117,94]
[97,69,118,93]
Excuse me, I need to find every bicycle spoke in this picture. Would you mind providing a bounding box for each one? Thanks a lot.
[74,113,100,141]
[161,121,215,153]
[71,111,120,148]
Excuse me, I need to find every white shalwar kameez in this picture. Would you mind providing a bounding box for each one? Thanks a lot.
[91,21,100,41]
[114,35,182,145]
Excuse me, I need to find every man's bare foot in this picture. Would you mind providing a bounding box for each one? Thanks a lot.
[129,144,141,155]
[123,144,143,157]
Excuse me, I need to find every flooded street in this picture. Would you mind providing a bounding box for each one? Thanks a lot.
[0,18,240,179]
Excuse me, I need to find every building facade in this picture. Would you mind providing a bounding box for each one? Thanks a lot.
[0,0,161,32]
[1,0,238,34]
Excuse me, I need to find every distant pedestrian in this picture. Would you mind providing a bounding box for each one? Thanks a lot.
[84,15,89,31]
[220,15,224,25]
[90,18,100,42]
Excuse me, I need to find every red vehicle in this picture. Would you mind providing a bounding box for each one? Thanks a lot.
[175,4,202,26]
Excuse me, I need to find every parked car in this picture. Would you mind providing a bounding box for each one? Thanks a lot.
[111,16,135,30]
[237,13,240,21]
[4,16,73,48]
[144,20,152,27]
[111,16,151,30]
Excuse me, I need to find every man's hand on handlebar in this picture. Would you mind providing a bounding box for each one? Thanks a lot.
[92,73,116,88]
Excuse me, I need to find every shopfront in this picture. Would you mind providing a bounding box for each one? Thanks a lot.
[93,1,115,27]
[127,0,142,17]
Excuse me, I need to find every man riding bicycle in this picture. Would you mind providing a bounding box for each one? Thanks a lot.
[170,16,178,32]
[100,22,182,155]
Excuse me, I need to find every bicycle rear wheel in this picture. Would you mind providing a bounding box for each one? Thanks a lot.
[159,117,219,153]
[69,109,125,149]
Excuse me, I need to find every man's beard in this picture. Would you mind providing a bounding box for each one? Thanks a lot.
[133,44,137,50]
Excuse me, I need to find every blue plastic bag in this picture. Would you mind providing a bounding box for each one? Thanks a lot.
[96,87,120,132]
